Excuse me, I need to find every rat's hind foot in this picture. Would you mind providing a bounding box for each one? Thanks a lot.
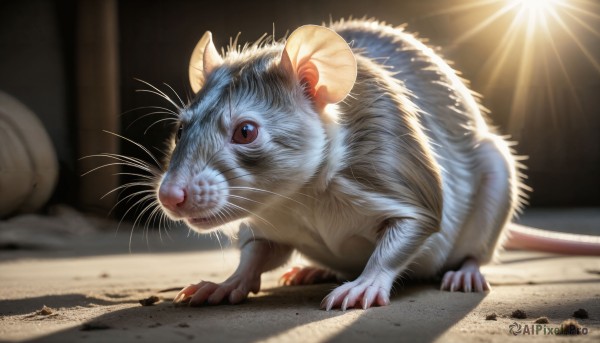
[440,258,490,292]
[280,266,337,286]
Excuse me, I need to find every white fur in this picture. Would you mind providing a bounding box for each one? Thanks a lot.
[164,19,525,310]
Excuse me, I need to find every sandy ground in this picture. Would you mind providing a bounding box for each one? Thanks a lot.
[0,207,599,342]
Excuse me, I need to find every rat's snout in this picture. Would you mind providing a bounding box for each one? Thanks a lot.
[157,169,229,219]
[158,183,187,212]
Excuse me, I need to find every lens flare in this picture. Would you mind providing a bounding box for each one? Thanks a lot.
[510,0,563,13]
[426,0,600,132]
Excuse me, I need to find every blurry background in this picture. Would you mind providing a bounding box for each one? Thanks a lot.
[0,0,598,220]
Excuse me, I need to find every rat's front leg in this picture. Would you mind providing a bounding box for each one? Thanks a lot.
[174,232,292,306]
[321,218,434,311]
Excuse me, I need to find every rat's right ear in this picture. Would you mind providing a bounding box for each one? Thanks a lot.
[189,31,224,94]
[280,25,357,111]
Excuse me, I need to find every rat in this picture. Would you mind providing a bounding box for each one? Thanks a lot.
[154,19,600,311]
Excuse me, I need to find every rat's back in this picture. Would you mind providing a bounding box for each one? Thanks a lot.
[330,19,521,274]
[331,20,489,135]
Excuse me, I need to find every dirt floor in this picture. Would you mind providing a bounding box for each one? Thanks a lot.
[0,207,599,342]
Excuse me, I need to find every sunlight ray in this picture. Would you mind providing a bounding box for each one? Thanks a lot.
[508,7,537,131]
[560,0,600,20]
[539,10,585,116]
[422,0,501,18]
[562,9,600,37]
[450,2,518,48]
[548,7,600,73]
[444,0,598,131]
[481,12,525,93]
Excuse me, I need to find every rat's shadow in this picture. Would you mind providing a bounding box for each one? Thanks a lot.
[17,282,485,343]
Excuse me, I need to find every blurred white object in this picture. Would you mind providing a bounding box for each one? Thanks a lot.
[0,91,59,217]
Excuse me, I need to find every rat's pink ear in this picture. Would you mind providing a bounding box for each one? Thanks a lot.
[280,25,357,109]
[189,31,224,94]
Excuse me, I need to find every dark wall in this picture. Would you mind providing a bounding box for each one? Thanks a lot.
[118,0,600,207]
[1,0,598,209]
[0,0,77,205]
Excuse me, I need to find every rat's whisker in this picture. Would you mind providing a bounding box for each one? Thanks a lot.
[219,173,255,184]
[214,166,242,178]
[227,194,298,213]
[126,111,180,130]
[226,194,266,206]
[80,153,157,176]
[121,105,178,117]
[100,181,155,200]
[143,202,163,241]
[139,199,162,243]
[144,117,180,135]
[100,131,163,169]
[116,172,158,180]
[82,152,155,169]
[163,82,186,108]
[110,189,156,217]
[80,162,142,177]
[228,186,311,206]
[134,78,182,111]
[125,194,158,250]
[223,202,278,232]
[135,89,181,111]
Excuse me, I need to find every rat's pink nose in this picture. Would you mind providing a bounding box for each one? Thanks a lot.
[158,184,187,211]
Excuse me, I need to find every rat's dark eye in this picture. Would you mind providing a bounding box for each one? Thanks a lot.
[176,123,184,142]
[232,121,258,144]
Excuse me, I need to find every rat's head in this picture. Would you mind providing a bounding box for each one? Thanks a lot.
[157,25,357,232]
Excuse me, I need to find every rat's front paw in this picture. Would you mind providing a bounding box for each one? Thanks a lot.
[173,274,261,306]
[320,276,392,311]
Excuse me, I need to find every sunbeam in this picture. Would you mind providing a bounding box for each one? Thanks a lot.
[431,0,600,132]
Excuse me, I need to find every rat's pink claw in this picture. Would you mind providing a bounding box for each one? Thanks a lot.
[280,266,337,286]
[173,283,203,304]
[174,273,261,306]
[440,258,490,292]
[320,276,391,311]
[279,267,301,285]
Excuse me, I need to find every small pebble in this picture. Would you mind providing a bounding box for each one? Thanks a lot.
[511,309,527,319]
[38,305,54,316]
[139,296,160,306]
[485,313,497,321]
[573,308,588,319]
[534,317,549,324]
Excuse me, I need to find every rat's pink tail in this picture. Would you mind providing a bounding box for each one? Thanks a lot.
[504,224,600,256]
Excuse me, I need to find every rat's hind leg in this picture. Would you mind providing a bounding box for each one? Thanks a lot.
[441,134,519,292]
[280,266,338,286]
